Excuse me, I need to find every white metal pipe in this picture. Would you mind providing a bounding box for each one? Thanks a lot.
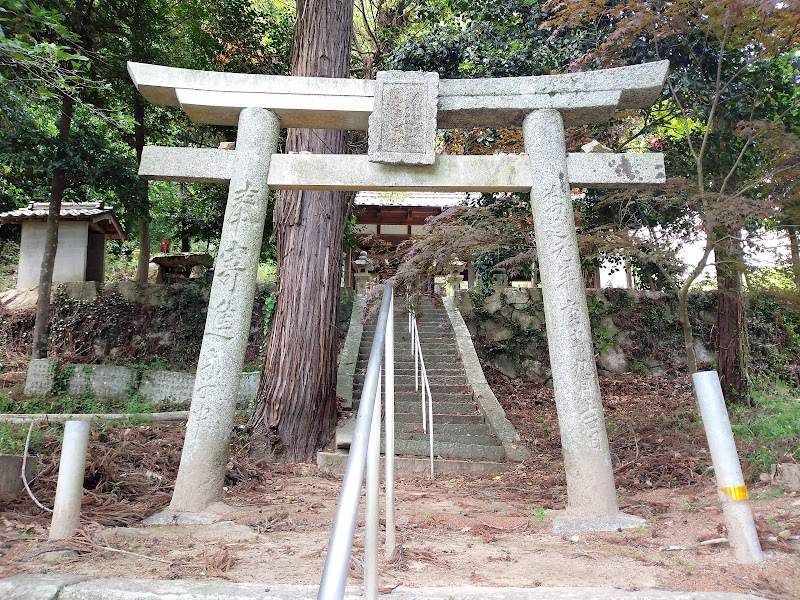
[693,371,764,564]
[384,296,396,555]
[416,328,427,433]
[417,337,431,435]
[424,364,435,479]
[413,317,419,392]
[365,367,381,599]
[49,420,90,539]
[319,283,393,600]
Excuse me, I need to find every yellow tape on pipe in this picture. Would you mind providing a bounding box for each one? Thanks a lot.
[720,486,749,501]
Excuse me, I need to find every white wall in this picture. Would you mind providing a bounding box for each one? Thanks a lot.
[17,221,89,289]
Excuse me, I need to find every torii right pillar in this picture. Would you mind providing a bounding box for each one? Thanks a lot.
[524,109,644,531]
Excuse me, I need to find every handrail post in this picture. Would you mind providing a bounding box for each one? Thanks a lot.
[318,283,393,600]
[413,315,419,392]
[425,370,435,480]
[365,368,381,599]
[415,321,427,433]
[385,295,396,554]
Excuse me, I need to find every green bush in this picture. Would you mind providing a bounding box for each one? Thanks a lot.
[0,422,46,454]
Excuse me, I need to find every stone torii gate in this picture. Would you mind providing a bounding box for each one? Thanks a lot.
[130,60,668,530]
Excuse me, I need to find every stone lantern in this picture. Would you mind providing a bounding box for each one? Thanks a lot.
[352,250,374,296]
[445,257,465,297]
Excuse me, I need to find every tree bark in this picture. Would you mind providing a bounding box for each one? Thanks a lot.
[31,0,90,359]
[677,285,698,374]
[132,93,151,283]
[715,232,749,403]
[249,0,354,462]
[178,182,191,252]
[788,226,800,291]
[32,93,75,359]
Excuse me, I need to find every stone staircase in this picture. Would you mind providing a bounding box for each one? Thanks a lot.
[318,297,523,474]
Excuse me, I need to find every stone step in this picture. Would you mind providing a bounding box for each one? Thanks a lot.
[362,326,450,334]
[395,412,484,424]
[354,396,476,411]
[363,337,457,345]
[361,336,455,346]
[355,359,461,371]
[359,348,460,358]
[357,390,474,402]
[353,368,466,378]
[354,374,466,386]
[337,416,495,448]
[388,439,504,460]
[353,383,471,395]
[396,422,495,437]
[317,451,509,476]
[396,431,500,446]
[359,352,461,362]
[388,400,479,414]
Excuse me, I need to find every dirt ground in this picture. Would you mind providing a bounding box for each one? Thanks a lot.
[0,373,798,598]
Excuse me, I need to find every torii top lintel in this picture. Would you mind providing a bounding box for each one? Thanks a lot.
[127,61,668,130]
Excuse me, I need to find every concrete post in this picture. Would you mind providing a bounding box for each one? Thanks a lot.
[693,371,764,563]
[169,108,280,513]
[49,420,90,539]
[523,109,642,531]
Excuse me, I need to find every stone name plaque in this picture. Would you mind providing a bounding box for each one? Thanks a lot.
[368,71,438,165]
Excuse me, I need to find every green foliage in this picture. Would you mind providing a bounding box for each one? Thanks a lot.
[731,377,800,443]
[525,505,548,527]
[256,261,277,284]
[387,0,586,78]
[0,240,19,291]
[756,488,785,502]
[730,376,799,480]
[747,291,800,382]
[0,1,91,101]
[263,291,277,337]
[49,360,73,395]
[0,387,181,415]
[747,267,797,292]
[0,422,46,454]
[104,241,138,283]
[0,282,270,371]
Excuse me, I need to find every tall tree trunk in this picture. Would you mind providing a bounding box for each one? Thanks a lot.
[715,232,749,403]
[132,94,151,283]
[32,0,88,359]
[178,182,191,252]
[789,226,800,291]
[32,93,75,359]
[677,285,698,374]
[249,0,354,462]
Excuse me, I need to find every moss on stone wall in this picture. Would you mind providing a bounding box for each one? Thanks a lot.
[458,287,800,383]
[1,282,356,371]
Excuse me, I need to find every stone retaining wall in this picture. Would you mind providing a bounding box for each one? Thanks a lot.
[456,287,720,382]
[2,281,355,373]
[24,359,261,406]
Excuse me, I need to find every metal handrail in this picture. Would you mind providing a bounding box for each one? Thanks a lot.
[318,282,394,600]
[410,310,435,479]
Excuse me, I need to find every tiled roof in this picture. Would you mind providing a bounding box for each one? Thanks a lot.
[354,191,471,207]
[0,202,113,219]
[0,202,125,240]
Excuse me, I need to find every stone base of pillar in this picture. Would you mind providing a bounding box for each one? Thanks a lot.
[142,502,229,526]
[552,512,645,532]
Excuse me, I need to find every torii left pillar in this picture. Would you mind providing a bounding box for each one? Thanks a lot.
[524,109,643,531]
[168,107,280,515]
